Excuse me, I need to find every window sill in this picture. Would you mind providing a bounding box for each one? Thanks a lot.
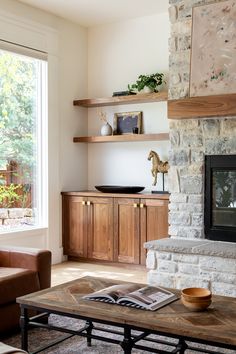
[0,226,48,239]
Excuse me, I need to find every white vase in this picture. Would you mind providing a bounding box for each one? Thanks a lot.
[101,122,112,136]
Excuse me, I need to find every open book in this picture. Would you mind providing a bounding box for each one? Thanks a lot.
[83,283,178,311]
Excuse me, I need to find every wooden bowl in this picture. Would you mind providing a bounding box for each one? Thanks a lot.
[181,287,211,300]
[181,296,212,311]
[181,288,212,311]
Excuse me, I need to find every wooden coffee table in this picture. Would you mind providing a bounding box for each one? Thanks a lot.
[17,276,236,354]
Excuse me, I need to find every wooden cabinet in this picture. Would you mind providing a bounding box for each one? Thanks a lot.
[113,197,169,265]
[140,198,169,265]
[62,195,87,258]
[114,198,140,264]
[87,197,113,261]
[62,195,113,261]
[62,192,169,265]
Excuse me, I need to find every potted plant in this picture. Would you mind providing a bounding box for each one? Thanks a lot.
[128,72,165,94]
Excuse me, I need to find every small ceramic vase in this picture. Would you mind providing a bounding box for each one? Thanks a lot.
[101,122,112,136]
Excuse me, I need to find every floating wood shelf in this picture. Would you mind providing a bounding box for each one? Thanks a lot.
[168,93,236,119]
[73,133,169,143]
[73,92,168,108]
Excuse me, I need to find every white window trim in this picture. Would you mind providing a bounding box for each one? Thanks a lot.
[0,8,62,264]
[0,226,48,237]
[37,59,48,230]
[0,47,48,233]
[0,39,47,60]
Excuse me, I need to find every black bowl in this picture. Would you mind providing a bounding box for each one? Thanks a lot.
[95,185,145,193]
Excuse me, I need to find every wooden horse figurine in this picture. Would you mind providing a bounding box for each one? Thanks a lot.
[147,150,169,186]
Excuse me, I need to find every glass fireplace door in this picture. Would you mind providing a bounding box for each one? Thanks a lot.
[212,170,236,227]
[205,155,236,243]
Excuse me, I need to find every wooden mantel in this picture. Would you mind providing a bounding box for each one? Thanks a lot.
[168,93,236,119]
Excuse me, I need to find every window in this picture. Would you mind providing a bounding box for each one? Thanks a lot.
[0,45,47,231]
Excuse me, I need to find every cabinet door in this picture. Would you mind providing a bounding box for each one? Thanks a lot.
[114,198,140,264]
[87,197,114,261]
[140,198,169,265]
[62,195,88,258]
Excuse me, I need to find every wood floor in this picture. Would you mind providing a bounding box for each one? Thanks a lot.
[51,261,148,286]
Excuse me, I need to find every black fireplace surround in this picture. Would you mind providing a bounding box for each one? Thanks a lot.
[205,155,236,243]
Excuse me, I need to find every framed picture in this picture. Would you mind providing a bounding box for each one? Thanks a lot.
[190,0,236,97]
[113,111,142,135]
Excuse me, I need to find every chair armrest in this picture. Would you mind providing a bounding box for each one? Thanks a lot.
[0,246,51,289]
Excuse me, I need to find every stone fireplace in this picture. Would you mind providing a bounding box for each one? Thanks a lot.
[145,0,236,297]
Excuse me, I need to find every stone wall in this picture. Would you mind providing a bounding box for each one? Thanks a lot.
[146,239,236,297]
[145,0,236,296]
[168,0,236,239]
[168,118,236,239]
[0,208,34,228]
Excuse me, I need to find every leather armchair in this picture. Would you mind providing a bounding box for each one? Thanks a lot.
[0,246,51,335]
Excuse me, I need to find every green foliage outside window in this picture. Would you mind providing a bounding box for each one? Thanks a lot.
[0,50,36,172]
[0,50,36,210]
[0,184,21,208]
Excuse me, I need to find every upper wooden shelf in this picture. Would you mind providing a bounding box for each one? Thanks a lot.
[73,92,168,108]
[168,93,236,119]
[73,133,169,143]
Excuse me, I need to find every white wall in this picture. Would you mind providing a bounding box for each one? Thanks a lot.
[87,13,170,191]
[0,0,88,263]
[0,2,170,262]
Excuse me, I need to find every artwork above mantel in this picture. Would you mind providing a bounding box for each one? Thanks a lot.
[189,0,236,98]
[168,93,236,119]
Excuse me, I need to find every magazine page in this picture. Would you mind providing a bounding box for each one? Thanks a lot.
[83,283,140,303]
[117,286,178,310]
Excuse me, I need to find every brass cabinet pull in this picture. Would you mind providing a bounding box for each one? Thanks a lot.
[82,200,91,206]
[133,203,138,208]
[140,203,145,208]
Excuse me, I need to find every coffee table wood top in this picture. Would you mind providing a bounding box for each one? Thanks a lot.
[17,276,236,347]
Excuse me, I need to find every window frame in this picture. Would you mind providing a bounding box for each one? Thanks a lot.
[0,45,48,233]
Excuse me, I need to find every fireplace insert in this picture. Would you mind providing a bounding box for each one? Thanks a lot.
[205,155,236,243]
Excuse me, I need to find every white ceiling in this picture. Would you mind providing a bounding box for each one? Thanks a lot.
[18,0,169,27]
